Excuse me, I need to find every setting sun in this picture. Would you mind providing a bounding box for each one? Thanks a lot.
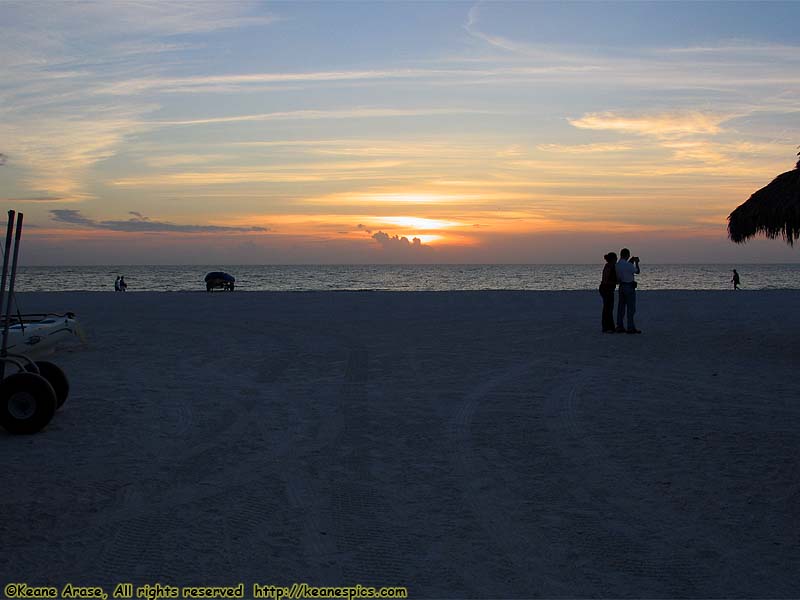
[378,217,461,230]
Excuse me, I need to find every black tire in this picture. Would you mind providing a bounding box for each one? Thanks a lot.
[0,372,57,434]
[28,361,69,409]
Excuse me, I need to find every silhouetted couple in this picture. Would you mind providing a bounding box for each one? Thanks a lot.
[599,248,641,334]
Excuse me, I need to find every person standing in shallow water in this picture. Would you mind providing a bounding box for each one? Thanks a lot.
[615,248,641,334]
[119,276,127,292]
[731,269,740,290]
[599,252,617,333]
[114,276,120,292]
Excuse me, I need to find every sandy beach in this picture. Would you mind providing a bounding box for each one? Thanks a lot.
[2,290,798,598]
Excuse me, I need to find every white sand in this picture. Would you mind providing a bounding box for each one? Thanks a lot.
[2,290,799,597]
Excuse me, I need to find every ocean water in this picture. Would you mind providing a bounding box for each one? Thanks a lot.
[10,264,800,292]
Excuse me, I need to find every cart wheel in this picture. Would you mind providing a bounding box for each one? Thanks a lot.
[0,372,57,434]
[27,361,69,409]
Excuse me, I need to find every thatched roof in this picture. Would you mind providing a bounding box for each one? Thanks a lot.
[728,156,800,245]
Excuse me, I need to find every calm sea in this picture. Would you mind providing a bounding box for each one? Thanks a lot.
[11,264,800,292]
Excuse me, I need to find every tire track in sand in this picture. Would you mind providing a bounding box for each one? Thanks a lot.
[541,368,726,596]
[448,350,577,597]
[87,332,303,584]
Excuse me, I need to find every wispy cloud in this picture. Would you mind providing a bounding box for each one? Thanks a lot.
[50,210,268,233]
[0,105,156,199]
[4,2,278,39]
[95,65,605,96]
[564,110,794,170]
[112,161,407,186]
[464,3,571,61]
[0,2,284,203]
[537,142,634,154]
[662,42,800,61]
[156,107,494,127]
[461,4,800,96]
[568,111,732,139]
[227,138,503,160]
[305,191,486,206]
[1,196,74,204]
[95,69,451,96]
[139,153,231,168]
[465,19,522,54]
[108,40,201,58]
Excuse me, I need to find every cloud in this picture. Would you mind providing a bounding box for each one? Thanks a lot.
[659,141,728,164]
[0,105,157,200]
[139,153,230,168]
[94,66,604,96]
[568,111,731,139]
[307,191,479,205]
[461,4,800,97]
[357,223,372,234]
[537,142,634,154]
[50,210,268,233]
[156,107,494,127]
[112,160,409,187]
[662,42,800,61]
[51,209,95,227]
[372,231,426,250]
[96,69,451,96]
[463,3,595,64]
[464,3,531,55]
[0,3,281,201]
[108,41,201,58]
[564,112,795,167]
[5,2,278,40]
[0,196,73,204]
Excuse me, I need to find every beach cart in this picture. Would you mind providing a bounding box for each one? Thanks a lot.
[0,210,71,434]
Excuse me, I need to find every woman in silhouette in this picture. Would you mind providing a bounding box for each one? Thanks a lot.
[599,252,617,333]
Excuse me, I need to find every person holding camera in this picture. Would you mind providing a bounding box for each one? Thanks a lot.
[615,248,641,334]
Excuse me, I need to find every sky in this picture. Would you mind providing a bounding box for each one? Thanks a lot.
[1,0,799,265]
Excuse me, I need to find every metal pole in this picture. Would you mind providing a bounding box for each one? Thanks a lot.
[7,211,24,306]
[0,210,16,361]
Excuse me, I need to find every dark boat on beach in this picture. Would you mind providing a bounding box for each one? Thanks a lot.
[204,271,235,292]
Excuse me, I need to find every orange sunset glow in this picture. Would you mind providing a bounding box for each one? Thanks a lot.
[1,2,798,264]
